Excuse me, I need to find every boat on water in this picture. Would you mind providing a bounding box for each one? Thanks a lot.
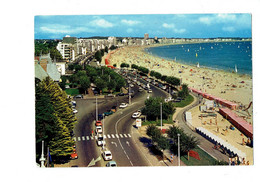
[196,53,198,58]
[197,62,200,68]
[235,65,238,73]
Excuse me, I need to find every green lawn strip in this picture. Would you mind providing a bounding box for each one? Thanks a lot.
[142,119,173,126]
[180,146,218,166]
[173,94,194,108]
[65,88,80,96]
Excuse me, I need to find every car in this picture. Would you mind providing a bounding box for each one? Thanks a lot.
[129,84,134,88]
[70,152,78,159]
[119,103,128,108]
[104,110,113,116]
[148,89,152,93]
[97,135,106,146]
[138,87,143,92]
[95,126,102,134]
[102,150,112,161]
[74,94,83,99]
[106,161,117,167]
[73,109,78,114]
[95,120,102,126]
[71,101,76,106]
[132,111,142,118]
[65,85,70,89]
[116,92,125,96]
[107,94,114,97]
[98,114,104,120]
[93,90,99,95]
[111,106,117,113]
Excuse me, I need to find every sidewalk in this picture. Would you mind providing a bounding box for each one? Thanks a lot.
[131,126,186,166]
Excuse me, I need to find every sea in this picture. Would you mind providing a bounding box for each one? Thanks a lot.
[145,41,252,75]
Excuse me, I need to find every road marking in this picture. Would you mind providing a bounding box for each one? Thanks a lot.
[119,134,123,138]
[128,134,132,138]
[86,136,89,140]
[111,134,115,138]
[95,136,97,139]
[78,137,81,141]
[90,136,94,140]
[82,136,85,141]
[103,135,107,139]
[107,134,111,138]
[124,134,128,138]
[116,134,119,138]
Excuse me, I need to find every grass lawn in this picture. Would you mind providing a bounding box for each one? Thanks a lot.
[142,119,173,126]
[65,88,80,96]
[173,94,194,108]
[181,146,221,166]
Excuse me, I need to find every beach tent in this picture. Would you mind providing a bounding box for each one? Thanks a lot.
[205,100,214,110]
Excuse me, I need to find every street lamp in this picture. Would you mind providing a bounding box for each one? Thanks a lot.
[177,133,180,166]
[160,102,162,130]
[103,113,105,150]
[96,96,98,121]
[39,140,46,168]
[129,84,131,105]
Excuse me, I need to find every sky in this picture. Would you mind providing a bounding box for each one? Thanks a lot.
[34,14,252,39]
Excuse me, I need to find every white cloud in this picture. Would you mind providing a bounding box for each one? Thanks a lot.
[216,14,237,22]
[174,28,186,34]
[121,19,141,26]
[90,19,113,28]
[162,23,175,28]
[127,28,133,33]
[40,24,93,34]
[222,26,236,32]
[199,17,212,25]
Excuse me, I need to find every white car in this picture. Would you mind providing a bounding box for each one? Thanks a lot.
[73,109,78,114]
[96,135,106,146]
[130,84,134,88]
[148,89,152,93]
[119,103,128,108]
[102,150,112,161]
[95,126,103,134]
[132,111,142,118]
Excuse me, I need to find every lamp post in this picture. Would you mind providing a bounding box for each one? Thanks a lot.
[39,140,46,168]
[96,96,98,121]
[177,133,180,166]
[129,84,131,105]
[160,102,162,130]
[103,113,105,150]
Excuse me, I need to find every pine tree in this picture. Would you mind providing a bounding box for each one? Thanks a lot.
[35,77,77,162]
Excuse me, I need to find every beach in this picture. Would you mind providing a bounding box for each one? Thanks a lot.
[103,45,253,164]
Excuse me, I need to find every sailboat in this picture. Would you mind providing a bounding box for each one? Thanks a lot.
[175,57,177,62]
[196,53,198,58]
[235,65,238,73]
[197,62,200,68]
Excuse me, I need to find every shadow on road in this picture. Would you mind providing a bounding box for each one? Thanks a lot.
[139,137,164,161]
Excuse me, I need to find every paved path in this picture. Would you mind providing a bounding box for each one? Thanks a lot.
[174,92,229,162]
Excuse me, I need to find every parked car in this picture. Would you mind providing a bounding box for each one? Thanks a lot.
[74,94,83,99]
[71,101,76,106]
[116,93,125,96]
[98,114,104,120]
[65,85,70,89]
[70,152,78,159]
[97,134,106,146]
[119,103,128,109]
[102,150,112,161]
[138,87,143,92]
[95,120,102,126]
[111,106,117,113]
[95,126,102,134]
[104,110,113,116]
[106,161,117,167]
[148,89,152,93]
[73,109,78,114]
[107,94,114,97]
[132,110,142,118]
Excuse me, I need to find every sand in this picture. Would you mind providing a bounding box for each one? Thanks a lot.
[103,45,253,164]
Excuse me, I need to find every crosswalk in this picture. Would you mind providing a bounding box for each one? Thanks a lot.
[73,134,132,142]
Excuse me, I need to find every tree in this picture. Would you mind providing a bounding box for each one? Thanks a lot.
[154,72,162,80]
[95,50,102,61]
[161,75,168,81]
[166,76,180,86]
[79,76,90,94]
[142,97,176,121]
[107,80,116,93]
[95,77,107,93]
[35,77,76,163]
[68,64,75,71]
[74,64,83,72]
[105,46,108,53]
